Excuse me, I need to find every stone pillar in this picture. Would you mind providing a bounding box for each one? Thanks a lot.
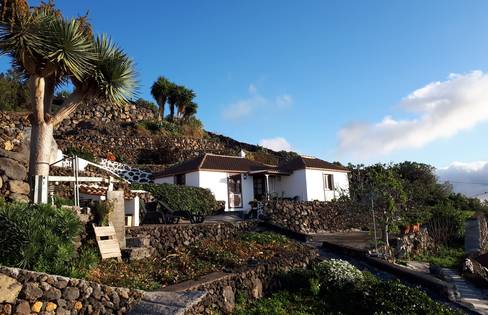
[465,217,481,255]
[107,190,126,249]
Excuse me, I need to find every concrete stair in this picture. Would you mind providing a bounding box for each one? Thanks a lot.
[123,236,155,261]
[128,291,206,315]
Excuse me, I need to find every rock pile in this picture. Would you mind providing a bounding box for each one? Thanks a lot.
[263,200,370,234]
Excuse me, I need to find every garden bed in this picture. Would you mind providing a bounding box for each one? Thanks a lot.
[86,232,316,291]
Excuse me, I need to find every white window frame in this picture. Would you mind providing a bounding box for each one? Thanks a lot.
[323,173,334,191]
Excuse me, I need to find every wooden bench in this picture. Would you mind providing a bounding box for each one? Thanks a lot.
[92,223,122,261]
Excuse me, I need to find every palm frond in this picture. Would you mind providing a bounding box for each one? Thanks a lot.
[46,18,95,81]
[92,34,137,103]
[0,11,52,72]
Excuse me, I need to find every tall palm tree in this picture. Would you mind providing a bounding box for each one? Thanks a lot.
[150,76,171,121]
[0,1,136,195]
[183,101,198,120]
[176,87,195,119]
[167,82,179,121]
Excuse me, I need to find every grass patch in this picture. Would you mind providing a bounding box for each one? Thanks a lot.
[413,246,465,269]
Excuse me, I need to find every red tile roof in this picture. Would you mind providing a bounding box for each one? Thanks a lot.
[154,154,348,178]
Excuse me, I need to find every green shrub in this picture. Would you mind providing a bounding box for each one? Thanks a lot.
[313,259,364,291]
[67,245,101,279]
[414,246,465,268]
[181,117,204,138]
[426,203,471,246]
[94,200,114,226]
[132,183,218,215]
[0,200,82,275]
[64,146,96,162]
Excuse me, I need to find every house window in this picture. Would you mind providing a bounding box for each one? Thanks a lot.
[324,174,334,191]
[174,174,185,185]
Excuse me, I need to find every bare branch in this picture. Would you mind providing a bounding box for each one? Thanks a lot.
[49,91,84,127]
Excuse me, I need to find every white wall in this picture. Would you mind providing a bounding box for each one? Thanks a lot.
[154,176,174,184]
[305,169,350,201]
[277,169,308,201]
[124,196,140,226]
[199,171,253,211]
[185,172,199,187]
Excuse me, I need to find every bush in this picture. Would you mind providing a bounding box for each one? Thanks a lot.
[426,203,471,246]
[181,117,204,138]
[313,259,364,291]
[0,200,82,275]
[132,183,218,215]
[64,146,97,162]
[414,246,465,268]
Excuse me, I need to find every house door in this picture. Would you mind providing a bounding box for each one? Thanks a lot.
[228,174,243,208]
[253,175,266,201]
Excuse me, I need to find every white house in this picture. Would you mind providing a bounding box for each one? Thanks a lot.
[154,153,350,211]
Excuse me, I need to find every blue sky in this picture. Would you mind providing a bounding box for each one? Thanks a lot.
[2,0,488,173]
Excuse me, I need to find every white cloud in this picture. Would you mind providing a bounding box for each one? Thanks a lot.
[437,161,488,200]
[221,84,293,120]
[259,137,293,152]
[338,71,488,158]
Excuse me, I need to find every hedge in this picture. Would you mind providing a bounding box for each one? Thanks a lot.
[132,183,219,215]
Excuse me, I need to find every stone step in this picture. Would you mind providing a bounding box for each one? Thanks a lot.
[128,291,206,315]
[122,247,155,261]
[126,236,151,248]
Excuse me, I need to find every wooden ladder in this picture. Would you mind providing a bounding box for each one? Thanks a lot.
[92,223,122,261]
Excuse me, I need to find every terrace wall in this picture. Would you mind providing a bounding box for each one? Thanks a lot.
[125,220,259,256]
[263,199,370,234]
[170,245,319,314]
[0,266,142,315]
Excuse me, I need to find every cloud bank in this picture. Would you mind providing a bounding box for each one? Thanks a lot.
[437,161,488,200]
[338,71,488,158]
[259,137,293,152]
[222,84,292,120]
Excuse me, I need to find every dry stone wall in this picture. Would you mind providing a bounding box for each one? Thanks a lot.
[126,221,259,256]
[0,112,30,201]
[263,200,370,234]
[177,246,318,314]
[0,266,142,315]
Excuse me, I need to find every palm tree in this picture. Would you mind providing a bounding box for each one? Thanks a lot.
[176,87,195,119]
[183,101,198,120]
[0,1,136,196]
[150,76,171,121]
[167,82,179,120]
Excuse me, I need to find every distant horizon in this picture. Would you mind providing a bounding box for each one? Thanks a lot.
[1,0,488,197]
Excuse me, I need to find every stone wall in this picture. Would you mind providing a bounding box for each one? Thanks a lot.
[0,266,142,315]
[169,245,319,314]
[0,112,30,202]
[126,221,259,256]
[263,200,370,234]
[57,101,156,133]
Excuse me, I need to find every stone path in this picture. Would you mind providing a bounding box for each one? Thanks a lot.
[128,290,206,315]
[441,268,488,315]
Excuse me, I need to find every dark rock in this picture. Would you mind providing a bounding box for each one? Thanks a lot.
[23,282,43,300]
[63,287,80,300]
[0,157,27,180]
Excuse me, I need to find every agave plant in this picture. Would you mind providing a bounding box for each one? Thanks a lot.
[0,1,136,196]
[151,76,172,121]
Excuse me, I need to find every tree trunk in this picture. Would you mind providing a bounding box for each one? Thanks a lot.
[158,96,165,121]
[169,102,175,121]
[29,121,53,177]
[28,75,53,196]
